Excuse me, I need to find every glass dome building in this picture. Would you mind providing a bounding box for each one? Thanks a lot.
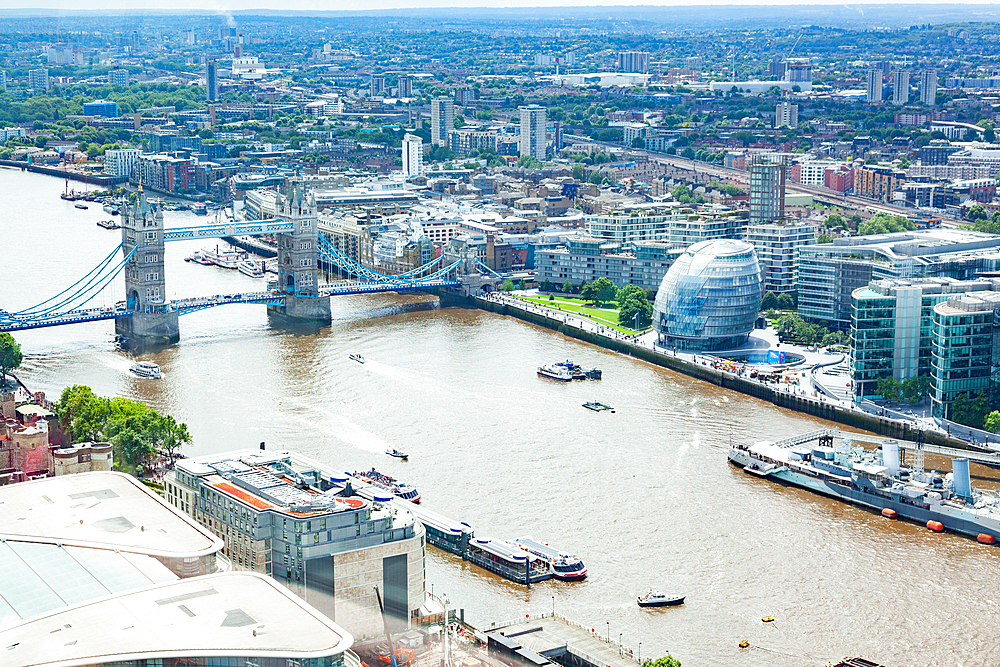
[653,239,763,351]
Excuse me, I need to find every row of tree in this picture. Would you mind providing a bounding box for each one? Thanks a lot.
[875,375,931,405]
[56,385,190,470]
[774,314,847,347]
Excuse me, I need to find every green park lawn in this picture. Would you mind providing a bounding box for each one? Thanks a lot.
[517,294,650,336]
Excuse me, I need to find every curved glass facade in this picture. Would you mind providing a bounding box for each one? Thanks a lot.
[653,239,763,351]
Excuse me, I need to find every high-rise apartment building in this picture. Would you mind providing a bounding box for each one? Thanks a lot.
[784,58,812,84]
[774,101,798,128]
[619,51,650,74]
[430,96,454,147]
[0,70,6,93]
[370,76,386,97]
[205,58,218,101]
[892,70,910,105]
[397,75,413,98]
[920,69,937,106]
[108,68,130,87]
[104,148,143,178]
[745,220,817,294]
[402,133,423,179]
[27,68,49,92]
[866,69,884,103]
[519,104,547,161]
[748,154,786,227]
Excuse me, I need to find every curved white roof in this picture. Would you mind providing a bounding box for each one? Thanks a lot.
[0,572,352,667]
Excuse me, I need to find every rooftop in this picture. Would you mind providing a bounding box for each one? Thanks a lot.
[0,572,353,667]
[0,471,223,559]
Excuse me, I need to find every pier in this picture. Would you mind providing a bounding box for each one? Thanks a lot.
[485,613,647,667]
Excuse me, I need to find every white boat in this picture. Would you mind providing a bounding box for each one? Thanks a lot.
[537,364,573,381]
[202,245,241,269]
[637,591,685,607]
[349,353,365,364]
[238,259,265,278]
[130,361,161,379]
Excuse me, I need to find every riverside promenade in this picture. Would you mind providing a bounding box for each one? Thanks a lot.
[475,291,991,453]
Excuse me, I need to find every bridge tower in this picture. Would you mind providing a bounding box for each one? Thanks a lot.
[116,191,179,345]
[267,180,331,324]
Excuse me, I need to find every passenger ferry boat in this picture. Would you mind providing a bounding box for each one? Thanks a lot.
[537,364,573,381]
[730,429,1000,543]
[238,259,265,278]
[202,245,241,269]
[97,219,121,230]
[192,202,208,215]
[466,538,551,583]
[354,468,420,503]
[512,537,587,580]
[130,361,161,379]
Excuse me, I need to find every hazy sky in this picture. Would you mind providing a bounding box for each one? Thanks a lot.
[0,0,997,10]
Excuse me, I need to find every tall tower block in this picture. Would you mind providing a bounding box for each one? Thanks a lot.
[267,180,331,324]
[116,192,179,345]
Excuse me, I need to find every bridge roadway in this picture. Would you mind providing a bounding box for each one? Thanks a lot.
[0,280,462,332]
[163,219,293,241]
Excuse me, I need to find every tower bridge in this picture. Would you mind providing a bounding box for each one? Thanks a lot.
[1,182,498,345]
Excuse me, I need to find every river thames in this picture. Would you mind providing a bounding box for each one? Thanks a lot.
[3,167,999,666]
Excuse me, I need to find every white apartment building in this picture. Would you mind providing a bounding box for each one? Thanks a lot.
[775,101,798,128]
[28,68,49,92]
[920,69,937,106]
[745,220,818,294]
[892,70,910,105]
[795,162,829,186]
[104,148,143,178]
[519,104,547,160]
[866,69,883,103]
[402,133,423,179]
[430,97,454,147]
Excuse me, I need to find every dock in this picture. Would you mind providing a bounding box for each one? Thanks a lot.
[485,613,645,667]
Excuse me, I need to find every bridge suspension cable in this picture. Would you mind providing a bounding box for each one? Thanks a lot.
[317,236,454,284]
[475,260,504,279]
[11,243,123,315]
[15,247,135,322]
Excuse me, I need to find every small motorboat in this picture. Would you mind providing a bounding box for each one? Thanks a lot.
[637,591,685,608]
[74,203,89,210]
[386,449,409,461]
[349,353,365,364]
[583,401,615,413]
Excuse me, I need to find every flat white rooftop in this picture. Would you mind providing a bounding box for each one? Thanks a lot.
[0,471,222,559]
[0,572,353,667]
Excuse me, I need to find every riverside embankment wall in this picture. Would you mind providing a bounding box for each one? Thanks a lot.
[473,296,964,449]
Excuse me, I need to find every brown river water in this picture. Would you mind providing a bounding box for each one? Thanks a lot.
[3,167,998,666]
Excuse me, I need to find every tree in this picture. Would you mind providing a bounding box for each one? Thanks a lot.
[540,279,553,292]
[776,293,794,311]
[876,376,904,402]
[0,333,23,380]
[968,204,988,222]
[619,294,653,329]
[572,163,586,181]
[902,374,931,404]
[949,390,992,429]
[818,234,833,244]
[517,278,527,291]
[616,284,647,305]
[561,280,573,294]
[642,656,681,667]
[501,279,515,292]
[985,411,1000,433]
[858,212,915,236]
[581,277,616,307]
[760,291,778,311]
[825,213,846,229]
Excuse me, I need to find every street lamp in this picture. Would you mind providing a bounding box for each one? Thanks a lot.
[551,595,554,616]
[638,643,641,663]
[606,622,609,642]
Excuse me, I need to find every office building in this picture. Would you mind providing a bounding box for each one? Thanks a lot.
[866,69,884,103]
[206,58,218,102]
[83,100,119,118]
[104,148,142,178]
[536,238,682,291]
[798,229,1000,329]
[745,220,817,294]
[892,69,910,105]
[619,51,650,74]
[27,68,49,92]
[402,133,423,179]
[519,104,547,161]
[653,239,763,351]
[749,154,786,227]
[430,96,454,147]
[774,101,798,128]
[165,448,426,640]
[107,68,129,87]
[397,75,413,98]
[930,289,1000,419]
[920,69,937,106]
